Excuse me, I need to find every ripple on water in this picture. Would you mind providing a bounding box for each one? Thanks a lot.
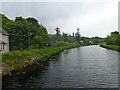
[3,45,119,88]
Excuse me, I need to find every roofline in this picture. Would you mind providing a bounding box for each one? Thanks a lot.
[0,27,9,36]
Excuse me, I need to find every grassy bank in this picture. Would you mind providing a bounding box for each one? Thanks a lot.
[2,43,92,76]
[99,44,120,51]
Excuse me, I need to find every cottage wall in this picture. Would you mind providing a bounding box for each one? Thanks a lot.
[2,35,9,52]
[0,33,2,40]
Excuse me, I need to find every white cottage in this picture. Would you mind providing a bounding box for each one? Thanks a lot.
[0,27,9,53]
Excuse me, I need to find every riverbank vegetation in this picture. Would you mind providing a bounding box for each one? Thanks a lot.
[1,14,104,50]
[1,14,105,76]
[2,43,92,76]
[100,31,120,51]
[100,44,120,51]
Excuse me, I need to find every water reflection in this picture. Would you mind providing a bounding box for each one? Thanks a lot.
[3,45,118,89]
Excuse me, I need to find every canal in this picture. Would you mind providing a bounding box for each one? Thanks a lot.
[3,45,119,89]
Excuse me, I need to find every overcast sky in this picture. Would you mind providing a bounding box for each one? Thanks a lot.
[1,0,119,37]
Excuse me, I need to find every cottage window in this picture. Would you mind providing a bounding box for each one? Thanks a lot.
[3,45,5,50]
[1,45,2,50]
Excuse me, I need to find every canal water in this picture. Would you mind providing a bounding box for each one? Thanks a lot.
[3,45,119,89]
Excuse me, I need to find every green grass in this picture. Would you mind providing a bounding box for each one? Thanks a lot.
[99,44,120,51]
[2,43,94,76]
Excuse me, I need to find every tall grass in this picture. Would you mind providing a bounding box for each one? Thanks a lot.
[100,44,120,51]
[3,44,90,76]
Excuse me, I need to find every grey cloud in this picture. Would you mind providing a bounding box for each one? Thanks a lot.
[1,2,117,37]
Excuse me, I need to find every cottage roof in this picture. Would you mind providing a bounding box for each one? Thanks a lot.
[0,27,9,36]
[0,40,7,44]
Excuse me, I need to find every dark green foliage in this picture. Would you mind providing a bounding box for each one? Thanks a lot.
[62,33,68,42]
[100,31,120,51]
[1,14,105,51]
[48,34,104,46]
[26,17,40,27]
[105,31,120,45]
[0,14,11,28]
[1,14,48,50]
[55,27,61,35]
[80,36,104,44]
[75,28,81,43]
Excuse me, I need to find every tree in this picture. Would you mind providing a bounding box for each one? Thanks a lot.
[26,17,40,27]
[31,36,43,49]
[1,15,49,50]
[62,32,68,42]
[55,27,62,42]
[105,31,120,45]
[55,27,61,35]
[75,28,81,43]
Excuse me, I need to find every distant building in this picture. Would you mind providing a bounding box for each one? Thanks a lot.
[80,40,83,43]
[0,27,9,53]
[89,41,93,44]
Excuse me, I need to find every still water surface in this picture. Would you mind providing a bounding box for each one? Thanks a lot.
[3,45,118,88]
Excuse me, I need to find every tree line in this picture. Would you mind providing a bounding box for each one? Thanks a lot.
[1,14,105,51]
[105,31,120,45]
[48,27,104,47]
